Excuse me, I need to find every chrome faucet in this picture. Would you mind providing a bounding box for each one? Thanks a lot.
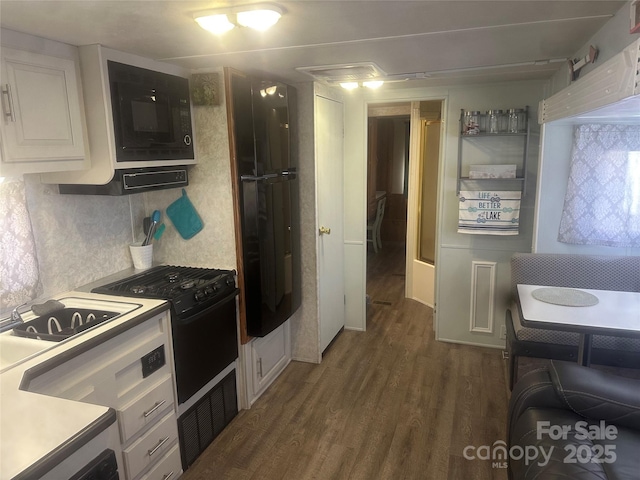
[0,303,26,333]
[11,303,26,324]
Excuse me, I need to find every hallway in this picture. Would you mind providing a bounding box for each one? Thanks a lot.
[366,242,407,311]
[182,243,509,480]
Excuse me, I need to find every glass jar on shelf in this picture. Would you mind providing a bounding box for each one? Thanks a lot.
[506,108,527,133]
[487,109,504,134]
[463,110,481,135]
[517,108,527,132]
[507,109,519,133]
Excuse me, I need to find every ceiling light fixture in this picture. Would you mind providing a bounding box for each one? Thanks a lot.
[362,80,384,89]
[260,85,278,97]
[339,82,359,90]
[194,14,235,35]
[194,3,283,35]
[339,80,385,91]
[237,8,282,31]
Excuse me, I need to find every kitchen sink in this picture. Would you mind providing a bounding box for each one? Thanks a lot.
[13,308,119,342]
[0,296,143,372]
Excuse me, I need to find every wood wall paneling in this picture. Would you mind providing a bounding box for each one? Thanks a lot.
[367,113,410,245]
[367,118,379,221]
[224,67,250,345]
[381,194,407,243]
[375,119,395,195]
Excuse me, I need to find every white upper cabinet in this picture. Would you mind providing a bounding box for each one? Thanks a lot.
[0,31,89,176]
[538,38,640,125]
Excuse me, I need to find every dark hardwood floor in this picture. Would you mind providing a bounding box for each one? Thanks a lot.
[181,242,509,480]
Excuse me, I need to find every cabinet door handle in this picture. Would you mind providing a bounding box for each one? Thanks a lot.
[162,471,175,480]
[319,226,331,235]
[257,358,263,378]
[148,436,170,456]
[1,84,16,122]
[143,399,166,418]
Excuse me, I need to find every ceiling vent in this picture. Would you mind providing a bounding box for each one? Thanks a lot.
[296,62,387,84]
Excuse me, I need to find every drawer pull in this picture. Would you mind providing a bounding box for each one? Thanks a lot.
[162,472,175,480]
[143,399,166,418]
[148,436,170,457]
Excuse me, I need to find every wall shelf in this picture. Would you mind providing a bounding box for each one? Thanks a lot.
[458,177,526,181]
[457,106,530,196]
[461,132,527,138]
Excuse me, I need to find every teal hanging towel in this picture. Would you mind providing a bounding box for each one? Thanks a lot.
[166,188,204,239]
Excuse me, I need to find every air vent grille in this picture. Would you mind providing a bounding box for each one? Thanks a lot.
[296,62,386,83]
[178,370,238,470]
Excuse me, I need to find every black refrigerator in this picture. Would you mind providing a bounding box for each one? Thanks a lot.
[231,75,301,337]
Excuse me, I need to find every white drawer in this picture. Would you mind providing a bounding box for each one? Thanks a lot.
[123,412,178,480]
[118,374,174,444]
[138,444,182,480]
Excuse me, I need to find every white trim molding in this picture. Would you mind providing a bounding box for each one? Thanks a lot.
[469,260,496,333]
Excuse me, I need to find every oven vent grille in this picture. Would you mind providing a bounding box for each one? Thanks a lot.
[178,370,238,469]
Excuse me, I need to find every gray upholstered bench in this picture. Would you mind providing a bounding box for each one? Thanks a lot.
[505,253,640,389]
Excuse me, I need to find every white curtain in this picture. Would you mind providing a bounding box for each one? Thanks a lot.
[558,124,640,248]
[0,179,40,312]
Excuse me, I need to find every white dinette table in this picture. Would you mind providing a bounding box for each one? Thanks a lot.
[516,284,640,367]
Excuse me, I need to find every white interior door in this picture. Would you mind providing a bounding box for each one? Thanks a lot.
[316,93,345,352]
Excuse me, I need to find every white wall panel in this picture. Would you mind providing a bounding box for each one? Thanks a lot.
[344,241,365,331]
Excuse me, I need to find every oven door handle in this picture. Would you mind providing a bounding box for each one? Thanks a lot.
[176,288,239,325]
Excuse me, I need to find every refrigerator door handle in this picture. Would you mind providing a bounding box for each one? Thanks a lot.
[240,173,278,182]
[241,170,297,182]
[281,168,297,179]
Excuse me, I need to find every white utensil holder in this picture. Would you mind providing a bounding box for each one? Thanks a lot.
[129,243,153,270]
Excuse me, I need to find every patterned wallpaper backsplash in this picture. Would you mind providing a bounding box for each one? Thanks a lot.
[22,73,237,299]
[143,104,237,271]
[24,178,144,299]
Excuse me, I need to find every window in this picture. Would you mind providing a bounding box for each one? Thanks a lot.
[0,178,40,313]
[558,124,640,248]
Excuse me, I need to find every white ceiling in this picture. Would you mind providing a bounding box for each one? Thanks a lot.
[0,1,627,86]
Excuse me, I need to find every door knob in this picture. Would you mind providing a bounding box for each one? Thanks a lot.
[319,226,331,235]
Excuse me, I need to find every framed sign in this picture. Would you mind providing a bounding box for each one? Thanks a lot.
[190,73,220,106]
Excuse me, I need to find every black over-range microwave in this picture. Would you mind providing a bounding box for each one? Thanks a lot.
[108,60,194,162]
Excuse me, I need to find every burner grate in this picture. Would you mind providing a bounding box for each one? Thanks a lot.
[93,265,232,300]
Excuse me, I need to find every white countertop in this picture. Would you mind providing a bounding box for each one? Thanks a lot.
[0,291,169,479]
[517,284,640,334]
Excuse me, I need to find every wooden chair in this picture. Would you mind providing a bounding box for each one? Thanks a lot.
[367,197,386,253]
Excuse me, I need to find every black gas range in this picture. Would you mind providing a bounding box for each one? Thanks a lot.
[92,265,237,316]
[92,265,240,470]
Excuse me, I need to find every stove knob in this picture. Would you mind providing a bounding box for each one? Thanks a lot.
[194,290,205,302]
[226,277,235,287]
[212,283,220,293]
[204,286,214,295]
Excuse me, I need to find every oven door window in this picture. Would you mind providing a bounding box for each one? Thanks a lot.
[115,84,176,148]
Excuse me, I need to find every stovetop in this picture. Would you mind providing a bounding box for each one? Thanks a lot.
[92,266,237,315]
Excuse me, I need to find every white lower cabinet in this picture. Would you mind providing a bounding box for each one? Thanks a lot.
[118,375,174,444]
[123,412,178,480]
[27,311,182,480]
[244,320,291,405]
[138,444,182,480]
